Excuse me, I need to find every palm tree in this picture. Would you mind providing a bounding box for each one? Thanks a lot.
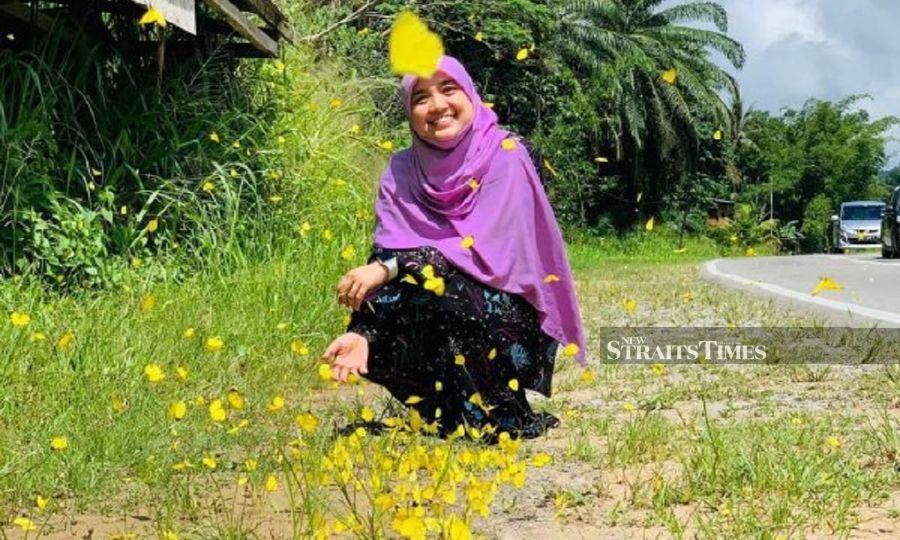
[554,0,745,219]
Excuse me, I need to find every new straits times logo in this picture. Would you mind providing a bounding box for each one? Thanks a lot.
[606,335,768,362]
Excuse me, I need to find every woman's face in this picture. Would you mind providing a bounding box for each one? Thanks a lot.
[409,72,475,142]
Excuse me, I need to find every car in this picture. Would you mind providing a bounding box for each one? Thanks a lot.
[828,200,884,253]
[882,186,900,259]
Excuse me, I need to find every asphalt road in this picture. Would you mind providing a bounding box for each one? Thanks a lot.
[703,251,900,327]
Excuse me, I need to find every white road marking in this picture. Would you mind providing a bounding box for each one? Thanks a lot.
[705,259,900,325]
[826,255,898,266]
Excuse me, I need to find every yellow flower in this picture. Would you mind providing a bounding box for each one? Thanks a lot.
[209,132,220,143]
[50,435,68,451]
[811,277,842,296]
[481,101,494,109]
[508,379,519,391]
[112,397,127,413]
[176,365,188,381]
[624,402,635,412]
[13,517,36,532]
[488,348,497,360]
[562,343,579,357]
[474,31,484,42]
[531,453,553,467]
[645,216,655,231]
[340,244,355,260]
[276,135,286,145]
[350,123,361,135]
[468,178,480,190]
[422,264,445,296]
[501,138,516,151]
[204,336,224,352]
[317,363,333,381]
[131,256,143,269]
[322,228,333,241]
[622,298,637,313]
[435,381,443,392]
[267,395,285,412]
[544,274,560,283]
[167,401,187,421]
[296,413,319,433]
[209,399,227,422]
[30,331,47,342]
[35,495,49,511]
[273,59,286,73]
[826,436,841,449]
[454,354,466,366]
[299,221,311,235]
[268,195,283,203]
[447,516,471,540]
[397,514,427,539]
[9,311,30,327]
[265,474,279,492]
[745,247,756,257]
[202,181,214,193]
[360,406,375,422]
[380,140,395,151]
[227,388,245,410]
[162,532,178,540]
[651,363,664,377]
[144,363,165,383]
[141,294,157,312]
[405,395,424,405]
[388,11,444,78]
[581,369,595,384]
[147,218,159,233]
[202,455,217,469]
[713,130,723,141]
[460,235,474,249]
[138,7,167,27]
[662,67,678,84]
[516,48,529,61]
[182,327,195,339]
[290,339,309,356]
[231,140,241,149]
[329,98,343,109]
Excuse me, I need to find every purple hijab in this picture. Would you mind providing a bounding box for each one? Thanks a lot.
[373,55,587,366]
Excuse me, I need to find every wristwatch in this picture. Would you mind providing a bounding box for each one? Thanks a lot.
[375,257,399,280]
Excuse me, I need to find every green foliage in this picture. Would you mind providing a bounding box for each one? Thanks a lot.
[736,96,898,232]
[800,194,835,252]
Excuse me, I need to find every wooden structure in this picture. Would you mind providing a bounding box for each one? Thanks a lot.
[0,0,293,58]
[706,198,735,227]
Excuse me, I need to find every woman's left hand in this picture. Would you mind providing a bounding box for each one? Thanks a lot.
[336,263,389,311]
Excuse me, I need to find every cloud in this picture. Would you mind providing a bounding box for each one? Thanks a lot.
[712,0,900,165]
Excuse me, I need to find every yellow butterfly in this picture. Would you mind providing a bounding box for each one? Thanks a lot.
[389,12,444,78]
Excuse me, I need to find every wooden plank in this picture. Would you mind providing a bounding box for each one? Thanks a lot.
[0,2,80,42]
[129,0,197,35]
[202,0,277,56]
[233,0,293,43]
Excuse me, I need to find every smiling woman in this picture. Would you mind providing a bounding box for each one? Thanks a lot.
[321,55,587,444]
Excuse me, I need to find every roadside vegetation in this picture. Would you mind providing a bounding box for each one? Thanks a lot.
[2,1,898,538]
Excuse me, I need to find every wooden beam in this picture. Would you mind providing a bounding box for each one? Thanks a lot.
[202,0,277,56]
[233,0,293,43]
[0,2,80,42]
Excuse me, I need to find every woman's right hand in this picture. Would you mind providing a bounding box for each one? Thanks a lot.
[336,262,390,311]
[321,332,369,383]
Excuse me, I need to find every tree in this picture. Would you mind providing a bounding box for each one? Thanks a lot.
[554,0,745,222]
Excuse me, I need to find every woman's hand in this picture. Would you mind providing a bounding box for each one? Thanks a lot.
[337,262,389,311]
[321,332,369,383]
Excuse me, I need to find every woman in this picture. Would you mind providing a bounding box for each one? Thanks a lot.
[321,55,586,442]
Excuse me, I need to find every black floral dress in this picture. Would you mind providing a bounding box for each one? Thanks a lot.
[347,244,561,443]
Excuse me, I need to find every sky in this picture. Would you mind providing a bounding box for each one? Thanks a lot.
[699,0,900,166]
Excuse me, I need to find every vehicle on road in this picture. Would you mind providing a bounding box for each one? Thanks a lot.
[828,200,884,253]
[882,187,900,259]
